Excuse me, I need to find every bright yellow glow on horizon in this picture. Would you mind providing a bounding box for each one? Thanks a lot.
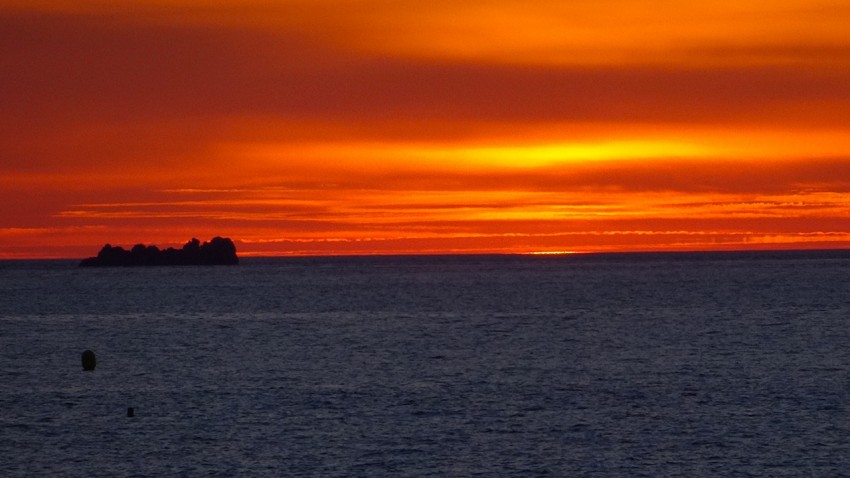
[234,139,717,171]
[417,141,714,168]
[527,250,579,255]
[225,128,850,175]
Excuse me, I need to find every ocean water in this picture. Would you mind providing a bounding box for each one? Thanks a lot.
[2,251,850,476]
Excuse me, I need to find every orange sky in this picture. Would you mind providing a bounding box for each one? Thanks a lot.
[2,1,850,258]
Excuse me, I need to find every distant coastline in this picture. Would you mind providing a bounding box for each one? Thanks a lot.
[79,237,238,267]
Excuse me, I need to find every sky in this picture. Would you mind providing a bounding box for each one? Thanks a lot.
[2,1,850,258]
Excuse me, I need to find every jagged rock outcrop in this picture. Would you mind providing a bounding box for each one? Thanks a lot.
[79,237,238,267]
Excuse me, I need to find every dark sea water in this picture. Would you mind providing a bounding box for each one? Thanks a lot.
[2,251,850,477]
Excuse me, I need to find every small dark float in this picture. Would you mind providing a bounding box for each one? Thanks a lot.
[81,350,96,371]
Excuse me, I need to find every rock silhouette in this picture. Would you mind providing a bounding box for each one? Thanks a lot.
[79,237,238,267]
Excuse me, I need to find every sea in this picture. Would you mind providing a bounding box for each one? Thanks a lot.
[2,251,850,477]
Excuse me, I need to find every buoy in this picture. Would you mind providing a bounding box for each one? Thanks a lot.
[127,407,135,417]
[81,350,96,371]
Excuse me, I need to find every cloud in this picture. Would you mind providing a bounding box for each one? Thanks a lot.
[2,2,850,257]
[7,0,849,66]
[3,10,849,130]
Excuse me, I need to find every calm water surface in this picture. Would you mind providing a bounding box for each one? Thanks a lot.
[2,252,850,476]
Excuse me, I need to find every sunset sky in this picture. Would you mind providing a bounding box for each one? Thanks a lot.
[2,1,850,258]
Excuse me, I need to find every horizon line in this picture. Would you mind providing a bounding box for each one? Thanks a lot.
[5,245,850,262]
